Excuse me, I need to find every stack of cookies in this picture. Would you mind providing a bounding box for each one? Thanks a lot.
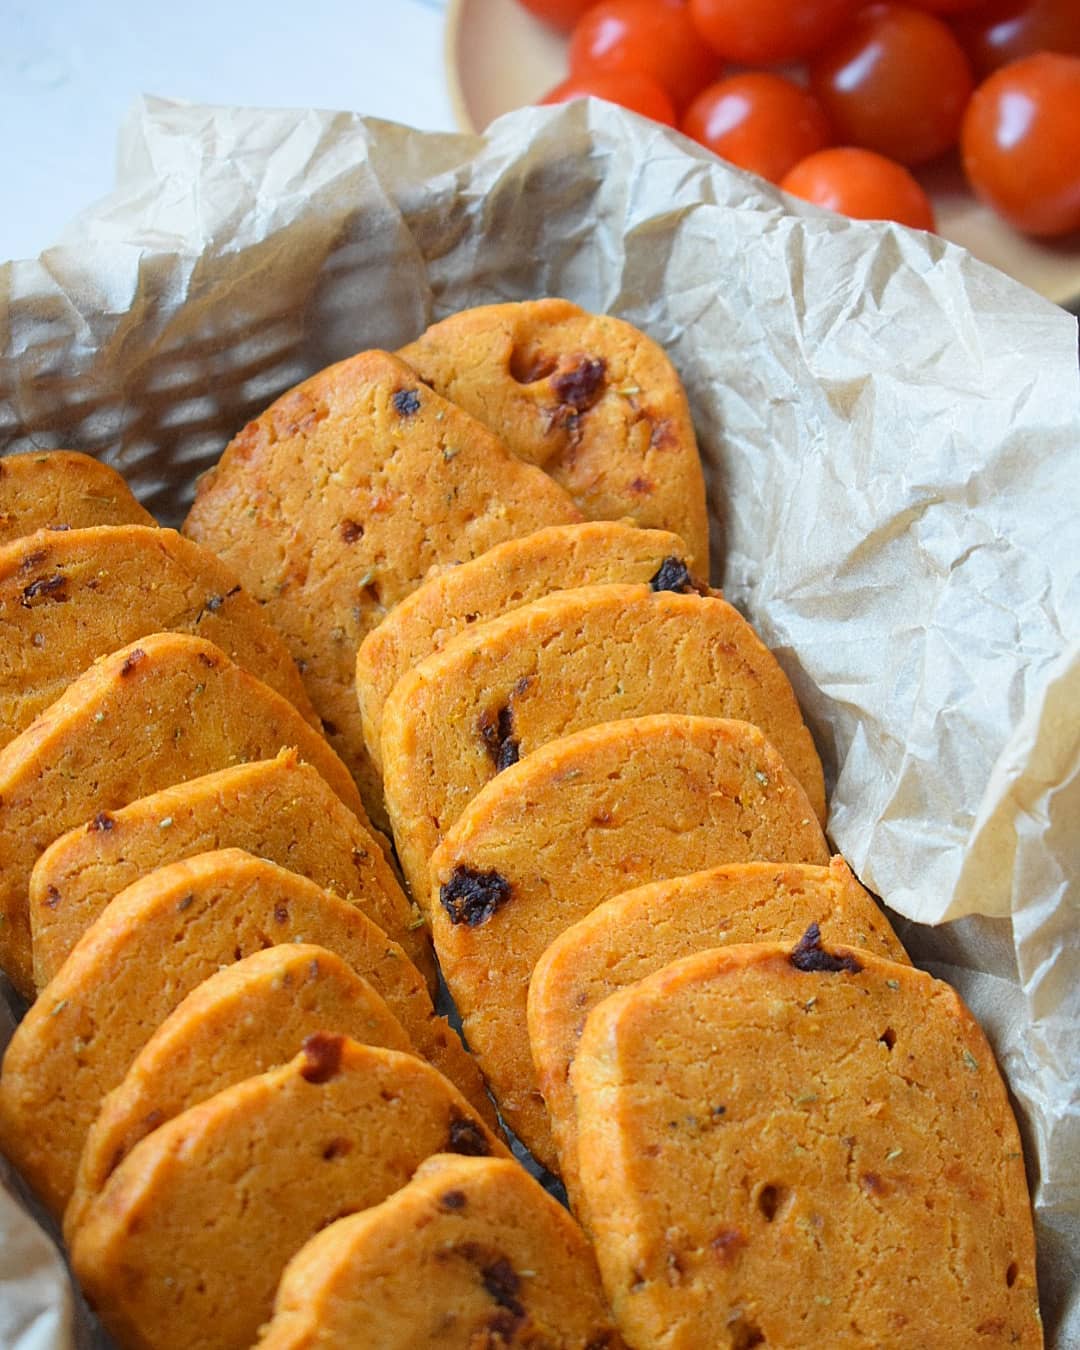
[0,300,1042,1349]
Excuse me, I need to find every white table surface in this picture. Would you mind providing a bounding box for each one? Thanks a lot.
[0,0,455,264]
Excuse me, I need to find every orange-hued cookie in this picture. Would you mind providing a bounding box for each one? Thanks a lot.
[65,943,412,1240]
[383,585,826,905]
[571,939,1042,1350]
[0,629,367,993]
[399,300,710,569]
[0,525,318,747]
[430,716,829,1169]
[0,632,367,999]
[183,349,581,822]
[0,848,495,1217]
[356,521,699,775]
[528,858,909,1200]
[29,750,430,996]
[70,1039,508,1350]
[256,1154,624,1350]
[0,450,154,542]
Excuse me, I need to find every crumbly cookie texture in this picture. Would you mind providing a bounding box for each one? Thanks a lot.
[383,584,826,907]
[70,1039,508,1350]
[356,520,696,773]
[64,943,412,1240]
[0,632,367,999]
[182,348,581,825]
[0,450,155,542]
[528,857,909,1202]
[0,525,319,749]
[572,940,1042,1350]
[0,847,496,1217]
[429,715,829,1170]
[29,749,431,996]
[256,1154,624,1349]
[399,299,710,570]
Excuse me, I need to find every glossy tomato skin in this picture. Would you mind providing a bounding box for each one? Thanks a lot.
[961,52,1080,236]
[569,0,720,111]
[517,0,597,32]
[810,3,975,165]
[682,74,833,183]
[903,0,984,12]
[688,0,859,65]
[781,146,937,228]
[951,0,1080,78]
[541,71,679,126]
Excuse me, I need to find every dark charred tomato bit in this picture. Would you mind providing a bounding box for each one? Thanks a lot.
[649,418,678,450]
[300,1032,345,1084]
[481,1257,525,1319]
[629,476,655,496]
[120,648,147,677]
[20,550,47,571]
[204,594,225,614]
[650,556,695,594]
[339,519,364,544]
[478,706,520,774]
[446,1113,491,1157]
[175,893,195,913]
[440,866,512,927]
[321,1137,353,1160]
[91,812,115,832]
[551,357,607,414]
[273,903,289,924]
[21,574,68,606]
[392,389,422,417]
[43,885,61,910]
[197,651,218,669]
[439,1189,467,1211]
[789,922,863,974]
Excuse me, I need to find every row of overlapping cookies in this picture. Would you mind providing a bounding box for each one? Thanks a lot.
[0,298,1041,1348]
[0,447,619,1346]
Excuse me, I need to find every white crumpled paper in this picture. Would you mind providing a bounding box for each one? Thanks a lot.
[1,95,1076,1347]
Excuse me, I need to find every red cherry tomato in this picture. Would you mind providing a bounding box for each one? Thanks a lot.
[569,0,721,111]
[541,71,679,126]
[516,0,597,32]
[951,0,1080,78]
[903,0,984,12]
[688,0,860,65]
[781,146,937,229]
[961,52,1080,236]
[682,74,833,184]
[810,3,975,165]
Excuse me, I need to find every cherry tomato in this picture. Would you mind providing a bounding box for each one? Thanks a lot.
[688,0,860,65]
[781,147,937,229]
[541,71,678,126]
[682,74,833,184]
[961,52,1080,236]
[903,0,984,12]
[810,3,975,165]
[951,0,1080,78]
[516,0,597,32]
[569,1,721,112]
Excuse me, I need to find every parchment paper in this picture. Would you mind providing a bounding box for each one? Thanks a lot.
[0,95,1076,1348]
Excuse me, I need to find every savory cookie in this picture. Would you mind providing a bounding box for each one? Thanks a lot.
[0,450,154,542]
[64,943,412,1239]
[0,632,367,999]
[357,520,697,774]
[383,584,827,906]
[0,847,495,1216]
[29,749,431,996]
[528,858,909,1201]
[0,524,319,748]
[70,1039,508,1350]
[429,716,829,1169]
[183,349,581,823]
[256,1154,624,1349]
[399,300,710,569]
[571,939,1042,1350]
